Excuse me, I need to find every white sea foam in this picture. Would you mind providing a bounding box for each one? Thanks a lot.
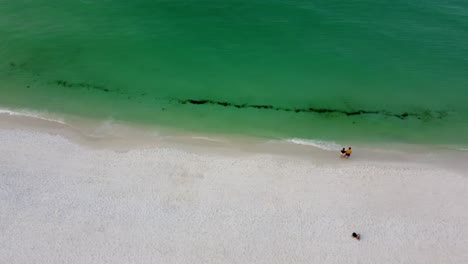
[89,119,118,137]
[191,136,225,142]
[285,138,342,151]
[0,107,66,125]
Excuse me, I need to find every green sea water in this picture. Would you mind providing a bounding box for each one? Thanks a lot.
[1,0,468,145]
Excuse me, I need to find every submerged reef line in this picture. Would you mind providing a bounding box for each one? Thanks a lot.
[49,79,447,121]
[177,99,422,120]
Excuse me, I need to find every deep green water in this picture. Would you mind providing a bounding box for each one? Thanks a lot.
[1,0,468,144]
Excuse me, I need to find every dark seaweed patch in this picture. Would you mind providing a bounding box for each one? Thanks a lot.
[436,111,448,119]
[54,80,109,92]
[176,98,437,121]
[55,80,73,87]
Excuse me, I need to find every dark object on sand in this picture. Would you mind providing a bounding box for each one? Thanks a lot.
[352,232,360,240]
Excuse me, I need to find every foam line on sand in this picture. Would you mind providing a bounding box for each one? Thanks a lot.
[0,107,66,125]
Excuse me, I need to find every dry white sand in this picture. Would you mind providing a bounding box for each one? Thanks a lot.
[1,114,468,264]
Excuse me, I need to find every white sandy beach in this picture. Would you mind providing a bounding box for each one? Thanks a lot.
[1,113,468,264]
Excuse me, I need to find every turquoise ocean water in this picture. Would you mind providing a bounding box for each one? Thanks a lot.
[1,0,467,145]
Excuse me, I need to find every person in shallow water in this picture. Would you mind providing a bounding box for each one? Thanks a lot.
[344,147,352,159]
[340,148,346,158]
[352,232,361,240]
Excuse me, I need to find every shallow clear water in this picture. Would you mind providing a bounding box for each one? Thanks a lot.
[1,0,467,144]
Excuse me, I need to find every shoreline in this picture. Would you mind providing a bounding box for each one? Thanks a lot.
[2,104,468,151]
[1,109,467,174]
